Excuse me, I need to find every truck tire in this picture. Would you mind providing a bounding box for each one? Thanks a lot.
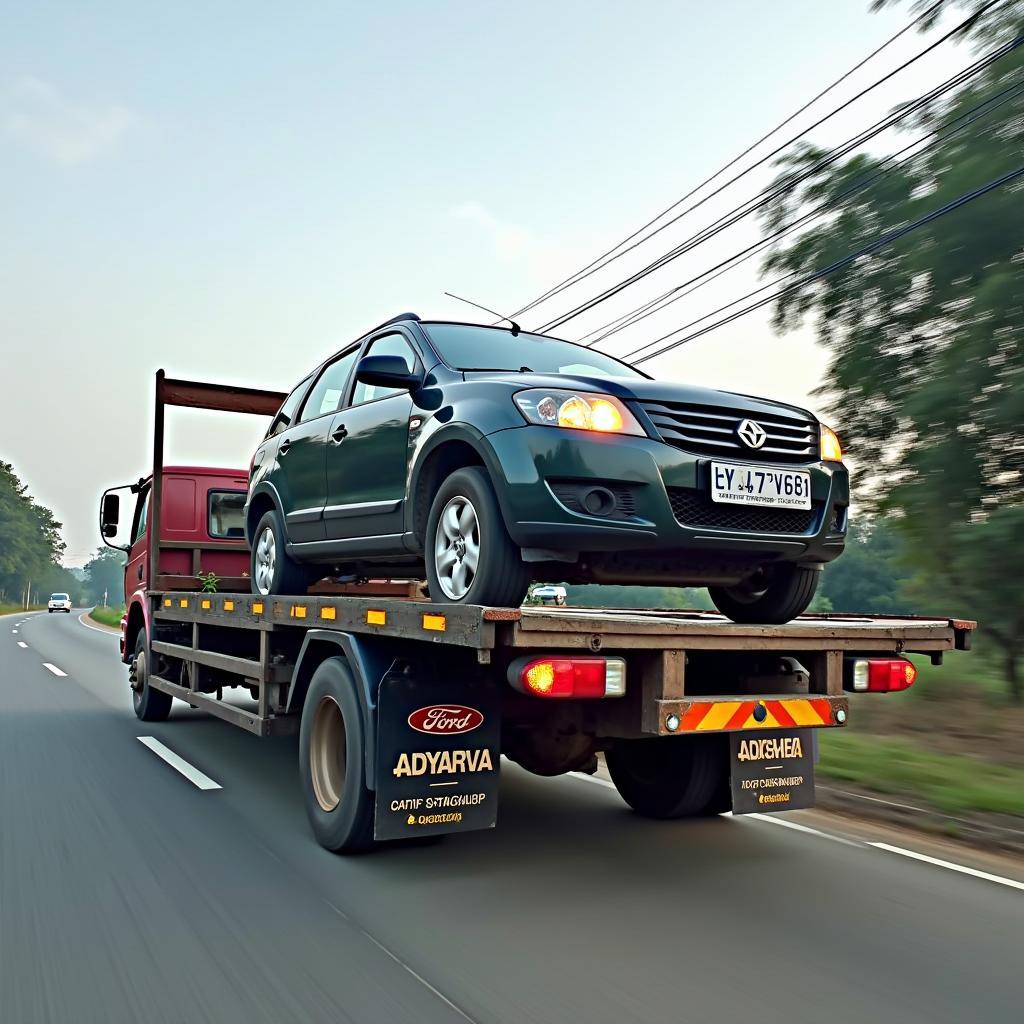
[251,509,310,596]
[131,632,172,722]
[426,467,531,607]
[606,735,728,819]
[299,656,376,853]
[708,564,819,624]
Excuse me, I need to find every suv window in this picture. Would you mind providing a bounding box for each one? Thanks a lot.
[352,334,417,405]
[299,349,358,422]
[208,490,246,539]
[268,377,312,438]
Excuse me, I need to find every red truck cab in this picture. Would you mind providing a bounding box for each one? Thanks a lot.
[103,467,252,662]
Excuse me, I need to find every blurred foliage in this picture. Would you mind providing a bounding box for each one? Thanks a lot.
[761,2,1023,697]
[563,585,714,610]
[0,460,78,606]
[82,547,127,606]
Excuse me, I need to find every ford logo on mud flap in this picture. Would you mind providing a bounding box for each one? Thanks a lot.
[408,705,484,735]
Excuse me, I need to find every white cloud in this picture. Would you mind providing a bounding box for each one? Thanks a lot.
[453,201,533,260]
[1,77,137,165]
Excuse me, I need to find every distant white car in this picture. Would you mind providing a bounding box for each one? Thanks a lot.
[48,593,72,614]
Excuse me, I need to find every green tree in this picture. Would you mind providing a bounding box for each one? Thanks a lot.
[760,1,1024,696]
[82,547,127,606]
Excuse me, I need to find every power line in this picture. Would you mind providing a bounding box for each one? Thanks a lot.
[514,0,996,326]
[586,71,1024,350]
[626,162,1024,366]
[537,25,1016,334]
[506,2,945,323]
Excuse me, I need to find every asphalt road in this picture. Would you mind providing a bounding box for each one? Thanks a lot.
[2,610,1022,1024]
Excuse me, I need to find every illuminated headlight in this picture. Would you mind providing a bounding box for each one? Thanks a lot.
[820,424,843,462]
[514,389,645,436]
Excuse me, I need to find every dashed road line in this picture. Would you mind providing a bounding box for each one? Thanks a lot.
[42,663,67,677]
[17,641,28,649]
[137,737,222,791]
[870,842,1024,892]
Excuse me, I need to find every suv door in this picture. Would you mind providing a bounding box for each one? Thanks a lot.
[274,349,358,544]
[324,332,420,541]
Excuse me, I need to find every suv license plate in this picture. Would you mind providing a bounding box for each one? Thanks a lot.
[711,463,811,510]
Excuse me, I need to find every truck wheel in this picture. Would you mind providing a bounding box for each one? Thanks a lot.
[606,735,727,819]
[131,633,172,722]
[708,564,819,624]
[299,657,376,853]
[252,509,310,596]
[426,467,531,607]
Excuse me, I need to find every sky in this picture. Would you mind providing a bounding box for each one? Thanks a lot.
[1,0,967,565]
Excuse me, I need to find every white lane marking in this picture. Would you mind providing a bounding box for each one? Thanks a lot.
[17,642,28,649]
[870,842,1024,892]
[137,737,222,791]
[78,611,119,636]
[326,902,478,1023]
[42,663,67,677]
[743,812,862,847]
[11,630,17,634]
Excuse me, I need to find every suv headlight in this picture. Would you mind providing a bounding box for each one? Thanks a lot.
[514,389,646,437]
[820,424,843,462]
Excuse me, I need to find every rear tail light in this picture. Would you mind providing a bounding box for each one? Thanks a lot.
[508,656,626,698]
[845,657,917,693]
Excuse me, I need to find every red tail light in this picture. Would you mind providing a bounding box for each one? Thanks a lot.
[845,657,917,693]
[508,656,626,698]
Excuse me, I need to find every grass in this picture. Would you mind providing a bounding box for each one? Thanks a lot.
[818,730,1024,817]
[0,603,44,615]
[89,605,125,628]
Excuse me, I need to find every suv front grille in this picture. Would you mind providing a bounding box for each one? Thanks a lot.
[668,487,821,534]
[640,400,817,462]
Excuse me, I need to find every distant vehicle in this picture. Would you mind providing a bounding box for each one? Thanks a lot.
[246,314,849,622]
[48,593,72,613]
[532,584,568,606]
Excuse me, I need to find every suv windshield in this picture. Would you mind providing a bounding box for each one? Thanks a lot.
[423,323,646,380]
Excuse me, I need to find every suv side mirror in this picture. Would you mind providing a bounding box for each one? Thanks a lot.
[101,493,120,537]
[355,354,421,392]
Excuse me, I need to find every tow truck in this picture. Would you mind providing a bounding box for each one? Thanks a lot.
[99,372,975,852]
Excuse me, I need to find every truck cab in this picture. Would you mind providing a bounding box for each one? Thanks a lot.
[101,466,251,662]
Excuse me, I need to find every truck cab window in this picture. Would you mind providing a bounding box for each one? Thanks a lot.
[133,490,150,545]
[209,491,246,539]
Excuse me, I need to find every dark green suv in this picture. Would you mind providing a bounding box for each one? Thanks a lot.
[245,314,848,621]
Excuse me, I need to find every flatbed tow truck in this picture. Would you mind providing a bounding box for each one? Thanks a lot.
[100,372,975,852]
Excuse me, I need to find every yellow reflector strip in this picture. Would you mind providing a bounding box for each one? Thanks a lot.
[320,607,337,621]
[699,701,742,732]
[223,600,234,612]
[422,613,446,632]
[252,601,264,614]
[179,599,189,608]
[367,609,386,626]
[291,605,307,619]
[201,599,211,610]
[163,598,172,607]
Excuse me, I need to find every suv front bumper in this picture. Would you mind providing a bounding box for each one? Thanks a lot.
[481,425,848,565]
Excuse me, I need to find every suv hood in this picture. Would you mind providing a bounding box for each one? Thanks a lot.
[462,370,816,422]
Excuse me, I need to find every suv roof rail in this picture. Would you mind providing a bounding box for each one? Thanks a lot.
[370,311,421,333]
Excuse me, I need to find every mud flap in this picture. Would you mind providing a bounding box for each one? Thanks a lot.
[374,669,501,840]
[729,729,816,814]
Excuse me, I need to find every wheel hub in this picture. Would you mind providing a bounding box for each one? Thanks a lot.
[254,526,276,596]
[433,495,480,600]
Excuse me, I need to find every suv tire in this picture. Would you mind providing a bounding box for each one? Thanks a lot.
[251,509,310,596]
[426,467,531,607]
[708,564,819,624]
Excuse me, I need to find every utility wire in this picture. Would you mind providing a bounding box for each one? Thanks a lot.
[506,1,945,322]
[626,163,1024,366]
[515,0,996,325]
[585,71,1024,350]
[537,24,1017,334]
